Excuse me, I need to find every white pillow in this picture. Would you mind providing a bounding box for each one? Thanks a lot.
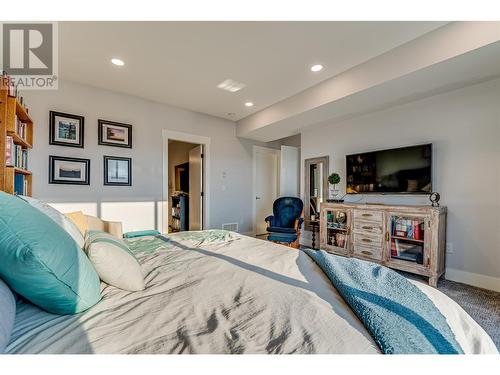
[0,278,16,353]
[85,231,145,291]
[18,196,85,249]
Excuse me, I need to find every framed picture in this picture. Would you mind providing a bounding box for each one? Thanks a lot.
[49,111,85,148]
[104,156,132,186]
[49,156,90,185]
[98,120,132,148]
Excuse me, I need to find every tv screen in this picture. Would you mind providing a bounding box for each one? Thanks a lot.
[346,144,432,194]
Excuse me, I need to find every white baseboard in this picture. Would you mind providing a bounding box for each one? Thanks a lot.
[444,268,500,292]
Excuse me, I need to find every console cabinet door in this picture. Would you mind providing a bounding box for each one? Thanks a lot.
[320,207,352,256]
[384,211,432,274]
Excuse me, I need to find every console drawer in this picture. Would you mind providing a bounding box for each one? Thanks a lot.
[353,232,383,247]
[353,209,383,223]
[353,220,383,235]
[353,244,383,261]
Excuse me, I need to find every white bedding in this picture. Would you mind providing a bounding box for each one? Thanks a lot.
[6,231,498,354]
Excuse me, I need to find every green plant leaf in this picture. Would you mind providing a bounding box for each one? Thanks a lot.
[328,173,341,185]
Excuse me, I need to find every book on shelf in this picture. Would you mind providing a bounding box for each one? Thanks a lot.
[2,73,15,96]
[1,72,28,111]
[5,136,14,166]
[7,144,29,170]
[414,220,422,240]
[391,239,397,257]
[392,217,424,240]
[14,115,28,140]
[4,136,28,170]
[14,174,24,195]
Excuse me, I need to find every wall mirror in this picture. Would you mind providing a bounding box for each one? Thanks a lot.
[304,156,329,231]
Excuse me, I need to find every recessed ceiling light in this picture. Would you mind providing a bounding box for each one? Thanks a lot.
[310,64,323,72]
[217,79,246,93]
[245,102,254,107]
[111,58,125,66]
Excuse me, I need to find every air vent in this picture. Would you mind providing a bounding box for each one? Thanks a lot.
[217,79,246,93]
[222,223,238,232]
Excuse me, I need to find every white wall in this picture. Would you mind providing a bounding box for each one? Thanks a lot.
[265,134,301,149]
[302,78,500,291]
[280,146,300,197]
[25,80,258,234]
[267,134,302,198]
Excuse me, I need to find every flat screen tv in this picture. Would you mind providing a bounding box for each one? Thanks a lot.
[346,144,432,194]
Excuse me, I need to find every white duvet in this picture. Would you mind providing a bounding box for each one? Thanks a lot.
[6,231,498,354]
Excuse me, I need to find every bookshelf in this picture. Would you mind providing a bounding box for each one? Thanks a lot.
[320,202,447,287]
[0,76,34,196]
[170,194,189,232]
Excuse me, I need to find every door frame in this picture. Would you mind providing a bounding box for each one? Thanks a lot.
[252,145,281,236]
[162,130,211,233]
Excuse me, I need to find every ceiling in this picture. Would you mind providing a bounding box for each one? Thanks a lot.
[58,21,447,121]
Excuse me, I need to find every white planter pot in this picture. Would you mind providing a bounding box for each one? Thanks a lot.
[329,185,339,200]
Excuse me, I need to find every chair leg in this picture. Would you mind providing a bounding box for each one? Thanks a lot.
[291,232,301,249]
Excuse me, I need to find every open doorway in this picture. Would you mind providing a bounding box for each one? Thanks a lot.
[167,140,204,233]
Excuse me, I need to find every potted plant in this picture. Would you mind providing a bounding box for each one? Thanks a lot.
[328,172,341,200]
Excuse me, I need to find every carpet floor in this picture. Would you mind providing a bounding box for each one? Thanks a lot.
[437,278,499,350]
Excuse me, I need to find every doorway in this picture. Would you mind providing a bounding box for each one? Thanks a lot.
[163,130,210,234]
[253,146,280,236]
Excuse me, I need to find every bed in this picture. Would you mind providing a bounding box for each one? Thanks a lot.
[6,230,498,354]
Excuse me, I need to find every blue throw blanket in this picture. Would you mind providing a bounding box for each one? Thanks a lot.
[304,249,463,354]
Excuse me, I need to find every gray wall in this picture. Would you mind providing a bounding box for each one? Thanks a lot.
[25,80,258,234]
[301,78,500,291]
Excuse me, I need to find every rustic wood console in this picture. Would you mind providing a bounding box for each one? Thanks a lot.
[320,202,447,287]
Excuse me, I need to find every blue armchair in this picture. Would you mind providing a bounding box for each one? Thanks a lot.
[265,197,304,248]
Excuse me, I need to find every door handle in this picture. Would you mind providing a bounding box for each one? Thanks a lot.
[255,197,261,200]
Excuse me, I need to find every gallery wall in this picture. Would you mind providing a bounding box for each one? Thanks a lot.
[24,80,259,234]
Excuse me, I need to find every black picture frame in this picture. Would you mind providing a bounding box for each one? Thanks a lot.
[98,120,132,148]
[49,111,85,148]
[103,156,132,186]
[49,156,90,185]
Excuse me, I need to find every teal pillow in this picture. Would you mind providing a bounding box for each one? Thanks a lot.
[0,192,101,314]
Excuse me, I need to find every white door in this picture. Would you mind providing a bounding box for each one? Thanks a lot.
[280,145,300,197]
[189,145,203,230]
[254,147,279,235]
